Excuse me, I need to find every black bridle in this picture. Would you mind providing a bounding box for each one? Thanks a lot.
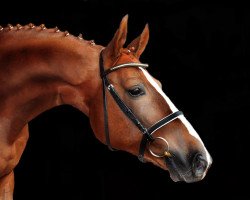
[99,51,183,162]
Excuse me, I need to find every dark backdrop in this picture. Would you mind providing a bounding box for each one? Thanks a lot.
[0,0,249,199]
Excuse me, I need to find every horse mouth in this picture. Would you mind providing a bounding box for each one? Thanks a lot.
[163,157,182,182]
[165,157,207,183]
[164,157,194,183]
[169,170,184,182]
[168,167,196,183]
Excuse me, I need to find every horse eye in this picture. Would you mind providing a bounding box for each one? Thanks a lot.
[128,86,145,97]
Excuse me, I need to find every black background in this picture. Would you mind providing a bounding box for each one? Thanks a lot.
[0,0,249,199]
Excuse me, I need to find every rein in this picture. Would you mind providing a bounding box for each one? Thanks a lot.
[99,51,183,162]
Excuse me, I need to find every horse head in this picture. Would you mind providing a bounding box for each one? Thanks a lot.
[89,15,212,183]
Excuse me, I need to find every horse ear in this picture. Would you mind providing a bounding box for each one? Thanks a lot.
[103,15,128,64]
[127,24,149,58]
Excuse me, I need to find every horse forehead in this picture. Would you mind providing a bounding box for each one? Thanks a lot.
[117,66,149,84]
[115,51,139,63]
[112,54,146,79]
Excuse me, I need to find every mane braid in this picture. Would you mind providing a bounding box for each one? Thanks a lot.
[0,23,95,45]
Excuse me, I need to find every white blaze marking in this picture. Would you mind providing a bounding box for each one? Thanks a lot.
[139,68,212,164]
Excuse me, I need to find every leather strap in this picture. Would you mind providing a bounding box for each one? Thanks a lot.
[103,63,149,77]
[138,111,183,162]
[99,51,183,162]
[148,111,183,135]
[100,55,153,142]
[100,54,115,151]
[106,84,153,140]
[100,53,152,150]
[102,78,116,151]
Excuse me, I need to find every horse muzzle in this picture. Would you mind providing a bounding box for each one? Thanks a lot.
[165,152,212,183]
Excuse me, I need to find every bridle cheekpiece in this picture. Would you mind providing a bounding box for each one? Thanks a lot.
[99,51,183,162]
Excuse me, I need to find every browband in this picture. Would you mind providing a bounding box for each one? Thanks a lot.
[102,62,149,77]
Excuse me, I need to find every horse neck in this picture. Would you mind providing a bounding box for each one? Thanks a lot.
[0,29,103,137]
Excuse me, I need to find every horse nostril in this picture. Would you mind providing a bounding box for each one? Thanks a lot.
[192,154,208,177]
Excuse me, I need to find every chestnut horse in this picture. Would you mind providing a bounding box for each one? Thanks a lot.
[0,15,212,199]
